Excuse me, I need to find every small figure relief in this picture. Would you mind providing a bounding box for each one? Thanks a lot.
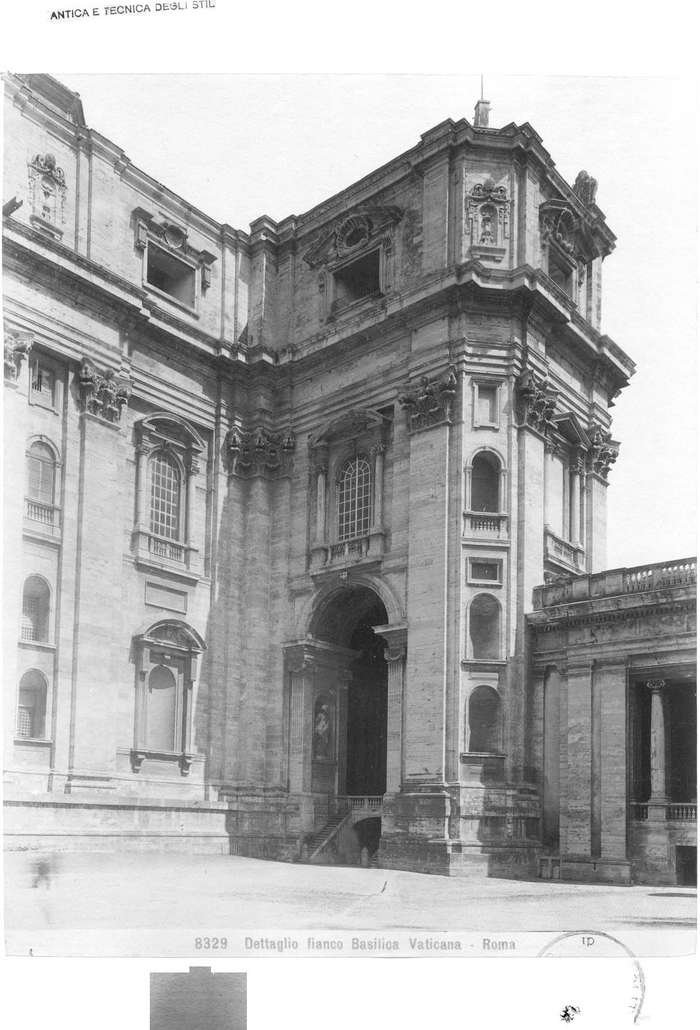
[313,699,333,760]
[399,365,458,431]
[28,153,67,233]
[589,426,620,479]
[4,331,32,381]
[225,424,296,478]
[479,210,495,245]
[78,358,131,423]
[573,169,598,207]
[515,367,559,436]
[467,181,509,258]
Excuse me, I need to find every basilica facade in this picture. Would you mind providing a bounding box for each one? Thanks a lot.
[3,75,695,884]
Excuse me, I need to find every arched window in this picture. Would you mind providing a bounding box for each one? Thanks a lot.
[468,685,502,753]
[470,452,500,512]
[337,456,372,541]
[20,576,50,642]
[150,451,182,541]
[16,670,48,739]
[146,664,178,751]
[469,594,501,659]
[27,440,56,503]
[131,621,206,771]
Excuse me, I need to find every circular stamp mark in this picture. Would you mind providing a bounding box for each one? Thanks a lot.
[538,930,645,1023]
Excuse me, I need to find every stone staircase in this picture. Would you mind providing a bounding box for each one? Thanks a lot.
[307,809,352,861]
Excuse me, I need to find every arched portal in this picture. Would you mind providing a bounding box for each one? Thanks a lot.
[308,586,389,798]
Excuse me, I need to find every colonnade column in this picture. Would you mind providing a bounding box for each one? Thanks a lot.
[648,679,668,818]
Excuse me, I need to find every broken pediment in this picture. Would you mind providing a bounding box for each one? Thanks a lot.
[303,205,403,269]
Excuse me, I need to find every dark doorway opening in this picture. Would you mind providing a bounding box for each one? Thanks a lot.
[346,600,388,796]
[676,846,697,887]
[355,817,382,859]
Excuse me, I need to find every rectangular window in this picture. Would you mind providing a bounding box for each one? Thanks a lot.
[146,244,196,307]
[468,558,503,585]
[333,250,381,308]
[477,385,497,424]
[29,359,58,409]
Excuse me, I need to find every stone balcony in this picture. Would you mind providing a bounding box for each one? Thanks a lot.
[543,526,585,574]
[533,557,696,608]
[310,529,386,573]
[462,512,509,539]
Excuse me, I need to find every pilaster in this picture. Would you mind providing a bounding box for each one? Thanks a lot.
[67,411,126,792]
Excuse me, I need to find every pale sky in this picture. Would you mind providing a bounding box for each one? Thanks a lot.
[49,73,696,571]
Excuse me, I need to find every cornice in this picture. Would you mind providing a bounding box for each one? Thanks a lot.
[528,596,695,635]
[3,222,223,357]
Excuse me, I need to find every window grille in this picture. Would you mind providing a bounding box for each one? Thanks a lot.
[21,597,39,641]
[337,457,372,542]
[150,453,181,540]
[16,705,34,739]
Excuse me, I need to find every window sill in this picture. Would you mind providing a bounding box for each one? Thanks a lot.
[128,747,198,776]
[461,658,507,667]
[14,737,53,748]
[144,282,199,317]
[328,289,384,318]
[18,640,56,651]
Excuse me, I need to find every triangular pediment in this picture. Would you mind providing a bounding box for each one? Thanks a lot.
[552,411,591,448]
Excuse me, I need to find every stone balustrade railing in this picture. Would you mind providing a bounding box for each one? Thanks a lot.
[534,557,696,608]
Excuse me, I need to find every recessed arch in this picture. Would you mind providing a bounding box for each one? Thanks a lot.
[467,684,502,753]
[20,574,52,642]
[300,573,404,644]
[16,669,49,739]
[468,593,502,660]
[467,448,504,514]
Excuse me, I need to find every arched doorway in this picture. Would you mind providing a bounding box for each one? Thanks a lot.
[310,587,389,799]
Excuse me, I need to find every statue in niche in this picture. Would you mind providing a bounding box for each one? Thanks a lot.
[313,700,333,760]
[479,210,495,245]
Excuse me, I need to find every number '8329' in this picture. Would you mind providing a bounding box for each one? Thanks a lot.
[194,937,228,949]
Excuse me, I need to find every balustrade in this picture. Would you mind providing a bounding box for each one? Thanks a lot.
[25,498,58,526]
[149,536,185,562]
[543,527,585,569]
[463,512,508,537]
[667,803,697,821]
[629,802,696,821]
[625,560,696,593]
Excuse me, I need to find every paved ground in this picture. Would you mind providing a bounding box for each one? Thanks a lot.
[4,850,696,957]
